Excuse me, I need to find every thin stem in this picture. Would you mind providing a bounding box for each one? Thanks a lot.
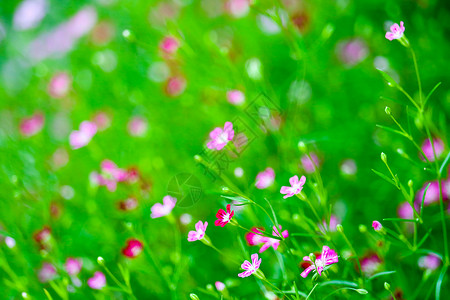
[262,278,294,300]
[339,230,364,282]
[410,48,423,106]
[438,179,449,263]
[306,283,318,300]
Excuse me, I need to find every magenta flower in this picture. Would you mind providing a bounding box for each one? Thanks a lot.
[65,257,82,276]
[122,239,143,258]
[245,226,289,253]
[127,116,148,137]
[372,221,383,232]
[92,160,128,192]
[226,90,245,105]
[385,21,405,41]
[418,254,441,271]
[20,112,44,137]
[245,227,267,246]
[397,201,414,219]
[159,36,179,54]
[255,167,275,189]
[414,181,447,206]
[187,221,208,242]
[301,153,319,173]
[48,72,71,98]
[238,253,261,278]
[88,271,106,290]
[300,246,339,278]
[214,204,234,227]
[151,195,177,218]
[420,138,444,162]
[207,122,235,150]
[69,121,97,149]
[280,175,306,199]
[38,263,57,283]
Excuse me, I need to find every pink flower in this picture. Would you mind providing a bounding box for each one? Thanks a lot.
[418,254,441,271]
[188,221,208,242]
[225,0,250,18]
[159,36,179,54]
[69,121,97,149]
[397,201,416,220]
[92,160,128,192]
[226,90,245,105]
[301,153,319,173]
[255,168,275,189]
[238,253,261,278]
[127,116,148,137]
[65,257,82,276]
[280,175,306,199]
[414,181,448,206]
[122,239,143,258]
[118,197,138,211]
[361,254,382,276]
[336,39,368,66]
[207,122,235,151]
[38,263,57,283]
[20,112,44,137]
[420,138,444,162]
[300,246,339,278]
[215,281,226,291]
[385,21,405,41]
[87,271,106,290]
[214,204,234,227]
[318,215,340,233]
[13,0,47,31]
[372,221,382,232]
[151,195,176,218]
[165,75,186,97]
[245,227,267,246]
[48,72,71,98]
[93,111,111,131]
[245,226,289,253]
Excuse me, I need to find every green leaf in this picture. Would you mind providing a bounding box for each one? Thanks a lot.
[416,229,432,249]
[424,82,442,107]
[383,218,418,222]
[293,281,302,300]
[439,152,450,176]
[43,289,53,300]
[380,95,409,106]
[377,69,400,88]
[376,124,408,138]
[318,280,358,288]
[291,233,324,238]
[371,169,397,187]
[368,271,396,281]
[220,195,252,204]
[435,265,448,300]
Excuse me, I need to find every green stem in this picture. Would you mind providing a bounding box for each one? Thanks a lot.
[339,230,364,283]
[410,48,423,106]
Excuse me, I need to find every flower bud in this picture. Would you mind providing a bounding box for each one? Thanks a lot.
[408,180,413,188]
[97,256,104,265]
[309,253,316,262]
[253,269,266,280]
[359,224,367,233]
[385,106,391,115]
[298,141,307,153]
[122,29,136,43]
[190,293,200,300]
[384,282,391,291]
[381,152,387,163]
[336,224,344,233]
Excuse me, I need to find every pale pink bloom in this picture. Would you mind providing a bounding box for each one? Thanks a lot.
[187,221,208,242]
[13,0,47,31]
[180,213,192,225]
[69,121,97,149]
[420,138,444,162]
[151,195,176,218]
[301,153,319,173]
[38,263,56,283]
[225,0,250,18]
[361,254,382,276]
[280,175,306,199]
[165,75,186,97]
[385,21,405,41]
[159,36,179,54]
[122,239,143,258]
[255,167,275,189]
[93,112,111,131]
[372,221,382,232]
[207,122,234,150]
[418,254,441,271]
[215,204,234,227]
[92,160,128,192]
[300,246,339,278]
[20,112,44,137]
[340,159,357,175]
[414,181,448,206]
[48,72,71,98]
[318,215,340,233]
[65,258,82,276]
[397,201,414,219]
[127,116,148,137]
[226,90,245,105]
[238,253,261,278]
[336,39,368,66]
[87,271,106,290]
[215,281,226,291]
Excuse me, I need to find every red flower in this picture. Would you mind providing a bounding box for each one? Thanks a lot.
[121,239,143,258]
[214,204,234,227]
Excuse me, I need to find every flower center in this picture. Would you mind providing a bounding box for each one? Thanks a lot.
[217,132,229,144]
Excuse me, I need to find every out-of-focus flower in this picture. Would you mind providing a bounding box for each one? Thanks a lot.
[372,221,383,232]
[336,39,368,66]
[51,147,69,169]
[340,159,357,175]
[414,181,448,206]
[118,197,138,211]
[226,90,245,105]
[420,138,444,162]
[318,215,340,233]
[91,20,115,45]
[397,201,414,219]
[33,226,51,247]
[180,213,192,225]
[148,2,180,26]
[13,0,47,31]
[48,72,71,98]
[87,271,106,290]
[159,36,179,55]
[234,167,244,178]
[165,75,186,97]
[238,253,262,278]
[69,121,97,149]
[418,254,441,271]
[93,112,111,131]
[207,122,234,150]
[255,167,275,189]
[301,153,319,173]
[245,227,267,246]
[20,112,44,137]
[360,254,382,276]
[127,116,148,137]
[215,281,226,291]
[225,0,250,18]
[151,195,176,218]
[5,237,16,248]
[92,160,128,192]
[246,226,289,253]
[385,21,405,41]
[187,221,208,242]
[300,246,339,278]
[38,263,56,283]
[280,175,306,199]
[65,258,82,276]
[215,204,234,227]
[122,239,143,258]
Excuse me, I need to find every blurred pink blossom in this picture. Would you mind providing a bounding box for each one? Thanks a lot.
[318,215,340,233]
[225,0,250,18]
[238,253,261,278]
[226,90,245,105]
[385,21,405,41]
[301,153,319,173]
[215,281,226,291]
[187,221,208,242]
[127,116,148,137]
[418,254,441,271]
[246,225,289,253]
[151,195,176,218]
[165,75,186,97]
[48,72,71,98]
[397,201,414,219]
[207,121,234,150]
[65,258,82,276]
[420,138,444,162]
[92,160,128,192]
[38,263,56,283]
[69,121,97,149]
[159,36,180,55]
[20,112,44,137]
[361,254,382,276]
[93,111,111,131]
[13,0,47,31]
[336,39,368,66]
[119,197,138,211]
[280,175,306,199]
[87,271,106,290]
[255,167,275,189]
